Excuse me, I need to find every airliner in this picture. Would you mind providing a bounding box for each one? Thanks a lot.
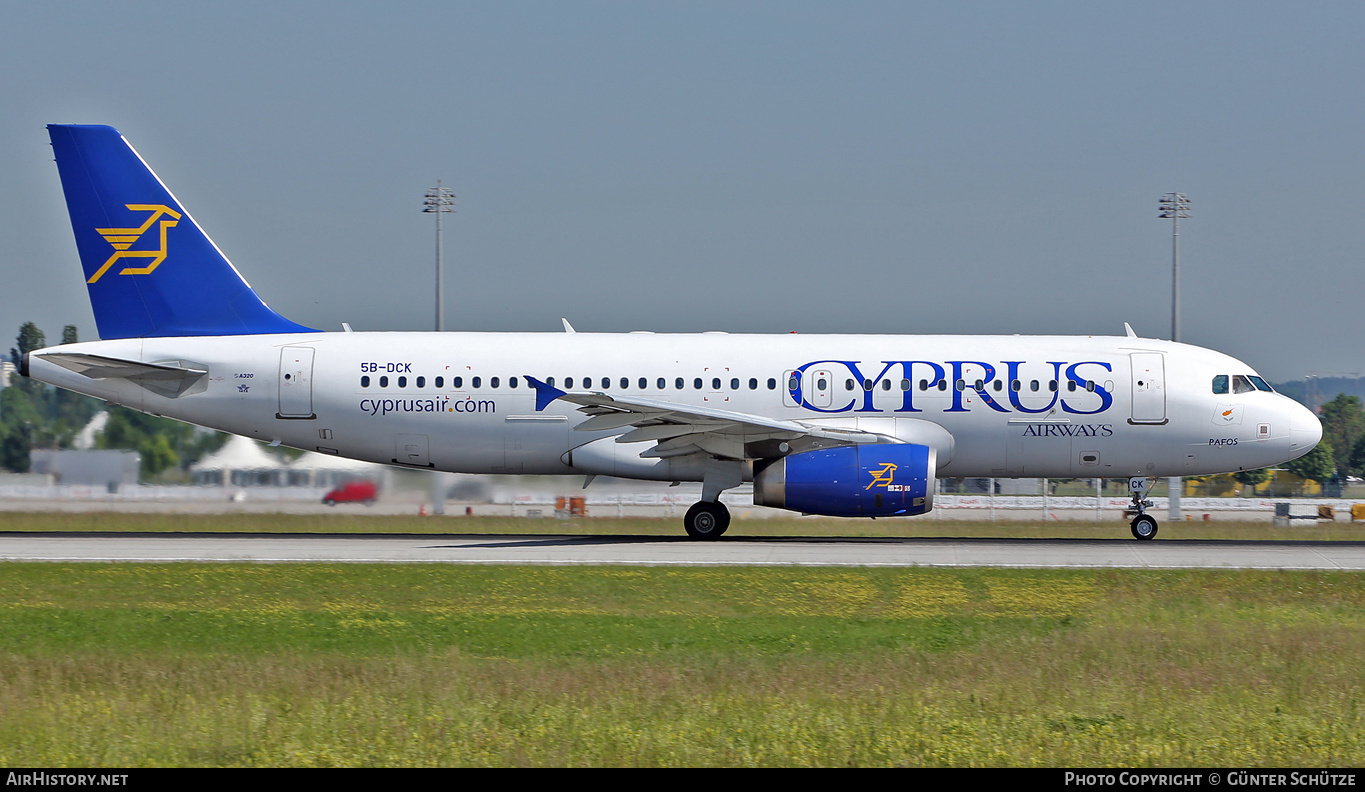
[23,124,1323,540]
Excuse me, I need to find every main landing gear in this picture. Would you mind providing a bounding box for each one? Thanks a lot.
[684,500,730,539]
[683,460,741,539]
[1127,476,1158,540]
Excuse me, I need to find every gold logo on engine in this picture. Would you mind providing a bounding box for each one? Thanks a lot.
[865,462,898,489]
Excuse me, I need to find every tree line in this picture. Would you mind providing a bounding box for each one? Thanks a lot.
[1291,392,1365,485]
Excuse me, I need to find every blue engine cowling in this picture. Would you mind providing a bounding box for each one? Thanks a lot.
[753,444,936,518]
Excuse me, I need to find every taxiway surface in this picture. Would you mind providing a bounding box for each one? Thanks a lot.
[4,533,1365,569]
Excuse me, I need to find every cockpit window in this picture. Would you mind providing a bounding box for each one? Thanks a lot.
[1212,375,1228,394]
[1232,375,1256,394]
[1249,376,1274,392]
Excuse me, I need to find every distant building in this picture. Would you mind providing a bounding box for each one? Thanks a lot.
[30,449,140,489]
[189,435,287,486]
[944,478,1042,495]
[286,451,384,489]
[189,437,384,488]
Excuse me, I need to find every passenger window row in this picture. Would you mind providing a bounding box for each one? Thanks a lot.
[550,376,779,391]
[356,372,1101,396]
[359,374,783,391]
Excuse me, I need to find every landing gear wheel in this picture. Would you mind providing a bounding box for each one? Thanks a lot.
[1127,477,1158,541]
[1131,514,1158,541]
[684,501,730,539]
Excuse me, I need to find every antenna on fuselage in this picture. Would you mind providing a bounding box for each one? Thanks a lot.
[1124,322,1137,338]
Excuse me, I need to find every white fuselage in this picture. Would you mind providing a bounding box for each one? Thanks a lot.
[29,330,1320,486]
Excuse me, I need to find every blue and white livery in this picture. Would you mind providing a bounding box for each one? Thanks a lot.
[25,125,1322,539]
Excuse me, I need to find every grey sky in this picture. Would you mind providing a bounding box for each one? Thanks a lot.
[2,1,1362,383]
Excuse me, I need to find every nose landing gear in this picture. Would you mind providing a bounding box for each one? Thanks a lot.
[1127,476,1158,540]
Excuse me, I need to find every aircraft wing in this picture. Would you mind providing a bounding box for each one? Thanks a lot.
[525,376,887,461]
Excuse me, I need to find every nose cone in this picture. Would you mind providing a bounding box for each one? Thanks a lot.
[1285,400,1323,462]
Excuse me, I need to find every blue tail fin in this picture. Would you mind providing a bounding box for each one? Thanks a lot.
[47,124,315,339]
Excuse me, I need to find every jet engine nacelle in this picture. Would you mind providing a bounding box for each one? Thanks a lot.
[753,443,936,518]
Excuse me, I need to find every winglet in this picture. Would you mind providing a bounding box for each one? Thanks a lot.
[525,375,567,412]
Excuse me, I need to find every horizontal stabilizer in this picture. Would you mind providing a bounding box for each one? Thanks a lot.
[37,352,207,398]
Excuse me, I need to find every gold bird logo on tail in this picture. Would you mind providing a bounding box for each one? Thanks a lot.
[88,204,181,283]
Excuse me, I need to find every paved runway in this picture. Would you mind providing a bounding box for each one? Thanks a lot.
[4,532,1365,569]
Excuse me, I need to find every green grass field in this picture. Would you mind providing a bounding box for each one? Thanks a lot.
[2,555,1364,766]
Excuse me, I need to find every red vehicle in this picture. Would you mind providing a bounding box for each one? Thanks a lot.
[322,480,378,506]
